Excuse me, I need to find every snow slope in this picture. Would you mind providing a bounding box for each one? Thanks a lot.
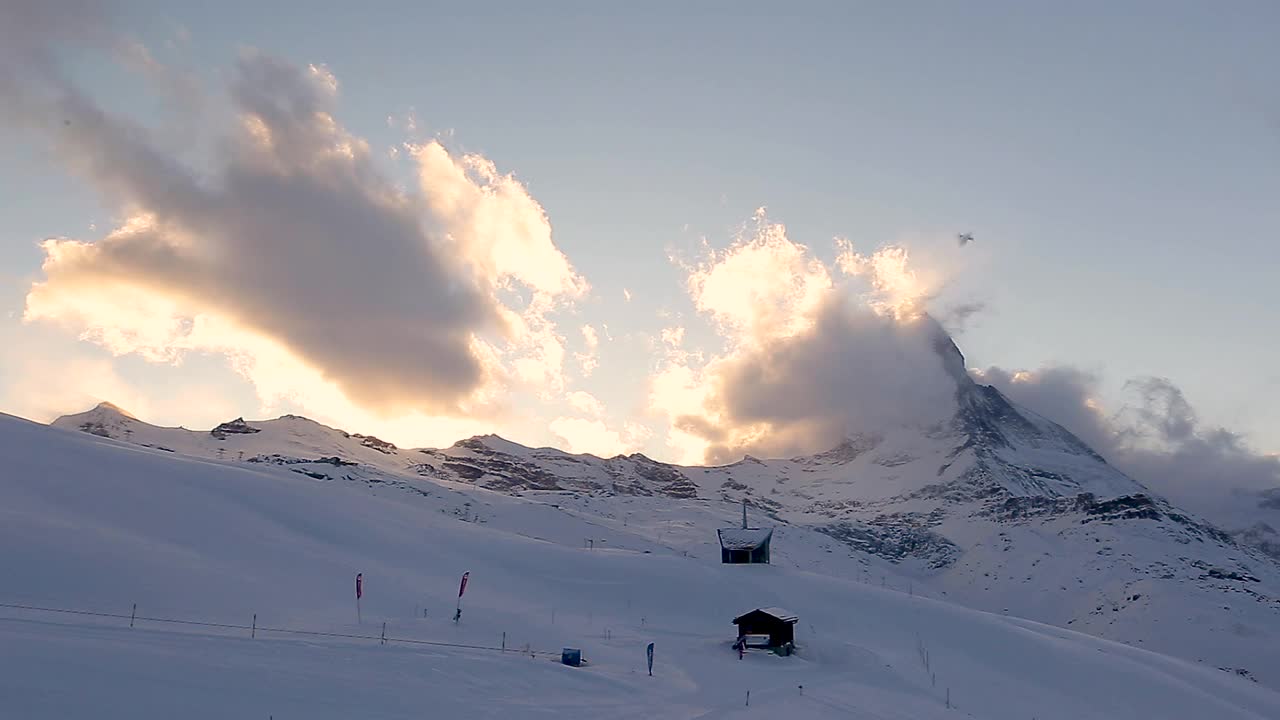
[49,340,1280,691]
[5,413,1280,719]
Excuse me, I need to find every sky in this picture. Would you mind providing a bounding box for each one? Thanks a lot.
[1,1,1277,477]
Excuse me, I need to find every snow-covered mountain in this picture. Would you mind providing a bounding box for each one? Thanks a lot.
[47,329,1280,691]
[8,411,1280,719]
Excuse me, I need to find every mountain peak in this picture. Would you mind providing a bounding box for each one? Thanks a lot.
[923,314,975,388]
[451,433,532,456]
[90,401,136,419]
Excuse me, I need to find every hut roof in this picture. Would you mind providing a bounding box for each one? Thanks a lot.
[733,607,799,624]
[717,527,773,550]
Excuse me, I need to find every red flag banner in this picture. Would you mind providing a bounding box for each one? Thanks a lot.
[458,571,470,598]
[356,573,363,599]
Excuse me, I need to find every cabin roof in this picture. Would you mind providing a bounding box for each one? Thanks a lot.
[733,607,799,624]
[717,527,773,550]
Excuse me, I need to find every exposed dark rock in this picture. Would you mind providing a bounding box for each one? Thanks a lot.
[78,422,113,438]
[797,434,881,466]
[1206,567,1260,583]
[818,520,960,568]
[1083,494,1162,523]
[1219,667,1257,682]
[247,454,353,467]
[354,434,397,454]
[441,462,486,481]
[211,418,260,439]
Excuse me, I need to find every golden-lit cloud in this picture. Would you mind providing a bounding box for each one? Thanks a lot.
[650,211,957,464]
[575,325,600,376]
[13,45,589,446]
[549,416,650,457]
[566,391,606,417]
[685,208,832,345]
[836,242,933,321]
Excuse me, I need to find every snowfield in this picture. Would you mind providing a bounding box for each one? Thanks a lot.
[3,412,1280,719]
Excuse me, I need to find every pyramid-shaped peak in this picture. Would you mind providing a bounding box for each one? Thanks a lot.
[91,401,137,420]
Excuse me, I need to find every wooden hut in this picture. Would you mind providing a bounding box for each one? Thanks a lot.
[717,499,772,564]
[717,527,772,563]
[732,607,798,650]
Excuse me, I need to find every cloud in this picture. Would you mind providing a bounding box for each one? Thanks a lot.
[940,301,987,333]
[548,416,649,457]
[566,391,605,417]
[0,325,247,430]
[11,41,587,428]
[687,208,833,345]
[835,242,936,321]
[651,212,957,464]
[977,367,1280,519]
[2,353,149,425]
[574,325,600,376]
[0,2,110,103]
[660,326,685,348]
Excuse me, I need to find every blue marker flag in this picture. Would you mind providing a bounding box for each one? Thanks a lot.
[646,642,654,676]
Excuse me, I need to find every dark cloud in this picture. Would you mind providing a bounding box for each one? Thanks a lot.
[9,14,583,417]
[691,302,957,464]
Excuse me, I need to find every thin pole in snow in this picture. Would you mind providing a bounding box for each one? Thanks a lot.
[746,690,750,707]
[130,603,136,628]
[502,631,506,651]
[252,613,257,639]
[381,622,386,645]
[355,572,363,625]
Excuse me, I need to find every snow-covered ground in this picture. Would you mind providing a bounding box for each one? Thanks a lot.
[50,400,1280,688]
[4,412,1279,719]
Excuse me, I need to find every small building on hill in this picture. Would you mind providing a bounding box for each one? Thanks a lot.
[717,499,772,564]
[733,607,798,651]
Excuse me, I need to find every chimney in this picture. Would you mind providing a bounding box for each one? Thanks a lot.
[742,498,748,529]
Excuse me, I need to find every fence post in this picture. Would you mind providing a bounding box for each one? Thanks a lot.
[130,603,136,628]
[946,688,950,709]
[502,631,506,651]
[381,622,387,645]
[252,613,257,639]
[746,690,750,706]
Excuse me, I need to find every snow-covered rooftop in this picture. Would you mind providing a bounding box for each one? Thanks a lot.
[717,527,773,550]
[735,607,799,623]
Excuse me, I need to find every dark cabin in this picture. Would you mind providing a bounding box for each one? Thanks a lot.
[717,499,772,564]
[733,607,797,649]
[718,527,772,563]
